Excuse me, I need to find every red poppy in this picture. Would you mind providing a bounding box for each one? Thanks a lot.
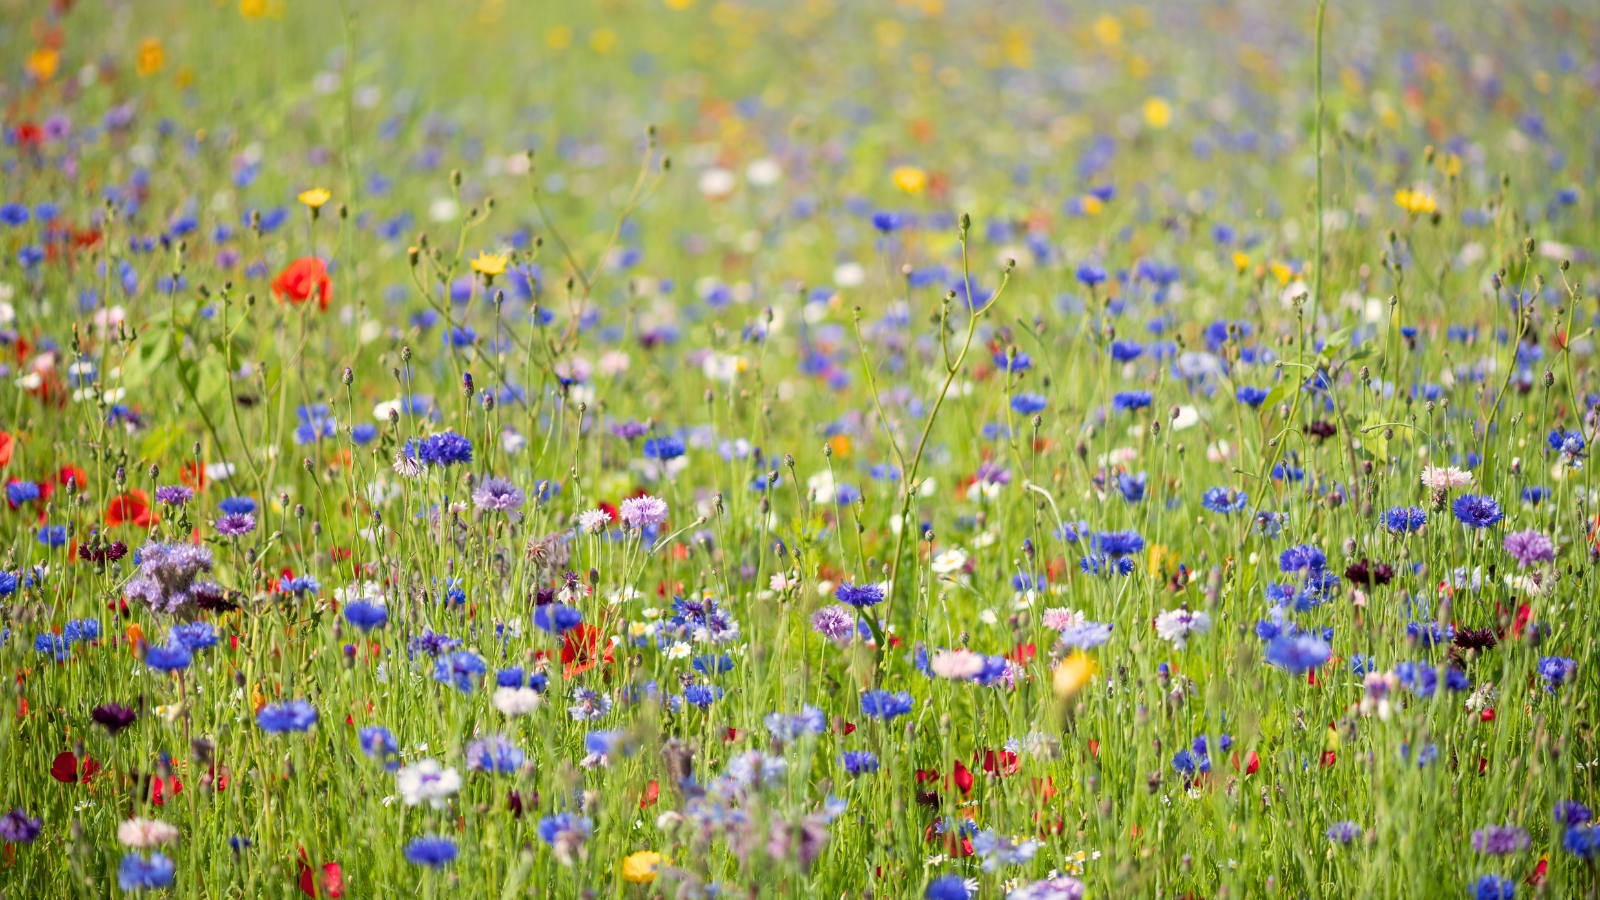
[0,432,13,468]
[560,623,613,679]
[1527,857,1548,887]
[296,849,345,898]
[151,775,182,805]
[49,751,101,784]
[106,490,157,528]
[272,258,332,311]
[58,466,87,490]
[978,748,1019,778]
[1006,643,1037,665]
[951,760,974,794]
[723,727,743,744]
[639,780,660,809]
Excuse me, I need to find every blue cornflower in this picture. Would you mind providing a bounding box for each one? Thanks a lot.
[1111,390,1153,412]
[434,650,488,692]
[144,644,192,673]
[343,601,388,631]
[584,729,634,758]
[764,706,827,741]
[533,603,583,634]
[1093,529,1145,556]
[0,203,29,228]
[1326,821,1362,844]
[1075,263,1107,287]
[118,852,176,891]
[256,700,317,734]
[6,481,39,505]
[994,350,1032,372]
[358,726,399,767]
[278,575,320,595]
[1564,824,1600,859]
[1556,801,1594,827]
[62,619,100,643]
[1521,486,1548,505]
[693,654,734,676]
[1383,506,1427,533]
[36,525,68,547]
[1109,339,1143,362]
[1263,634,1331,672]
[840,750,880,775]
[925,875,971,900]
[1115,471,1147,503]
[465,734,525,773]
[169,622,218,652]
[1201,486,1248,513]
[404,835,458,868]
[351,423,378,445]
[1538,656,1576,693]
[1279,544,1326,574]
[1452,495,1504,529]
[1058,621,1113,649]
[1548,429,1587,466]
[642,436,686,460]
[1470,876,1514,900]
[1009,393,1048,415]
[859,690,914,721]
[418,432,473,466]
[294,403,336,445]
[871,212,901,233]
[1236,385,1270,407]
[34,633,70,661]
[536,812,593,848]
[1079,554,1134,576]
[218,496,257,515]
[836,581,885,607]
[682,684,721,708]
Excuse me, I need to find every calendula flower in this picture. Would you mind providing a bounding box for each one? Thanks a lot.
[892,166,928,194]
[297,188,331,210]
[621,850,663,884]
[135,39,165,77]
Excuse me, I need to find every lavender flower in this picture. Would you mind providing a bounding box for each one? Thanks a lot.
[0,808,42,843]
[125,543,218,616]
[1471,825,1531,855]
[810,605,855,645]
[471,476,525,512]
[1503,530,1555,568]
[215,513,256,536]
[619,494,669,529]
[153,485,192,506]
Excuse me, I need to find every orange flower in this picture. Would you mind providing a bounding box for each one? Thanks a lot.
[272,258,332,310]
[135,39,165,77]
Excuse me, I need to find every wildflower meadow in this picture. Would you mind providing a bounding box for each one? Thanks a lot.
[2,0,1600,897]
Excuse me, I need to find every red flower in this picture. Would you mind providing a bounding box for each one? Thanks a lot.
[1527,857,1548,887]
[639,780,660,809]
[296,849,345,898]
[560,623,613,679]
[1006,643,1037,665]
[272,258,333,311]
[106,490,157,528]
[49,751,101,784]
[978,748,1019,778]
[179,461,206,491]
[0,432,13,468]
[151,775,182,805]
[58,466,87,490]
[951,760,974,795]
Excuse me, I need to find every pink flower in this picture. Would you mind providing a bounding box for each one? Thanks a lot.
[930,649,988,680]
[1041,608,1084,631]
[1419,465,1473,491]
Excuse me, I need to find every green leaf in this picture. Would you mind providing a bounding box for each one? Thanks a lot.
[197,354,230,407]
[138,423,186,462]
[121,333,172,389]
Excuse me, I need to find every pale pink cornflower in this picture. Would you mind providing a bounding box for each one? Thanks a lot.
[1419,465,1473,491]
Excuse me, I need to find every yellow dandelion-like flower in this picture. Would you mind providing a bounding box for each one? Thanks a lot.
[1232,252,1251,273]
[1092,14,1122,46]
[1053,653,1098,702]
[470,251,510,281]
[622,851,663,884]
[1143,97,1172,129]
[1269,261,1293,285]
[239,0,269,19]
[546,26,573,50]
[135,39,165,77]
[1082,196,1104,216]
[298,188,332,210]
[1394,189,1437,215]
[892,166,928,194]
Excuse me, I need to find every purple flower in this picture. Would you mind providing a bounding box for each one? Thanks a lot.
[92,703,138,735]
[810,605,855,645]
[0,808,42,843]
[859,689,913,720]
[471,476,525,512]
[418,432,473,466]
[256,700,317,734]
[1452,494,1504,529]
[835,581,884,607]
[1325,821,1362,844]
[1502,529,1555,568]
[1263,634,1331,672]
[153,485,193,506]
[125,543,217,616]
[215,513,257,536]
[619,494,668,529]
[1471,825,1531,856]
[465,734,525,773]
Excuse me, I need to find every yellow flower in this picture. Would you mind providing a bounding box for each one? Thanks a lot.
[1092,14,1122,46]
[298,188,332,210]
[239,0,269,18]
[1440,154,1462,178]
[622,851,663,884]
[1231,252,1250,273]
[590,28,618,54]
[1269,260,1292,285]
[135,38,165,77]
[1052,653,1097,702]
[664,0,694,8]
[546,26,573,49]
[470,251,510,280]
[892,166,927,194]
[25,48,60,81]
[1394,189,1436,215]
[1081,195,1104,217]
[1142,97,1171,129]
